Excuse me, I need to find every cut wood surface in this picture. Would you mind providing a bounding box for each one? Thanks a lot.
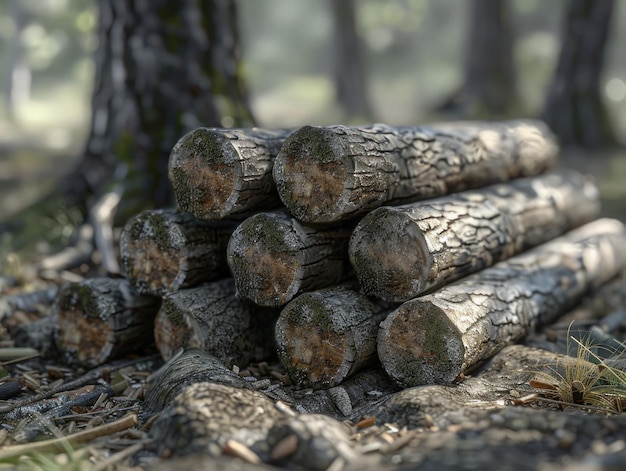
[154,278,279,367]
[120,209,236,296]
[273,120,558,223]
[169,127,292,220]
[275,285,395,389]
[53,278,161,368]
[350,170,600,302]
[377,218,626,387]
[227,211,354,307]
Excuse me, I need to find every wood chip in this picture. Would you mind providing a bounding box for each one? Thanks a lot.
[355,416,376,429]
[222,438,261,464]
[270,434,299,461]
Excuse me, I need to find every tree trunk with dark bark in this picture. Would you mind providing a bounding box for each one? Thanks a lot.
[273,120,558,223]
[377,218,626,388]
[349,170,600,302]
[120,209,236,296]
[542,0,616,148]
[227,212,354,307]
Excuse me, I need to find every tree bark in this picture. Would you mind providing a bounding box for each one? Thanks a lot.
[53,278,161,368]
[275,285,394,389]
[119,209,235,296]
[227,212,354,307]
[273,120,558,223]
[349,170,600,302]
[169,128,293,221]
[154,279,279,367]
[541,0,616,148]
[377,218,626,387]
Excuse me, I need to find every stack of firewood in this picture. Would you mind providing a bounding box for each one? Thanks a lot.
[50,121,626,390]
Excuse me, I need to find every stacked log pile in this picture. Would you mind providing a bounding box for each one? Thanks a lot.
[45,120,626,395]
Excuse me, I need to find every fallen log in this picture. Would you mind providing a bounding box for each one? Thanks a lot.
[377,218,626,387]
[273,120,558,223]
[120,209,236,296]
[53,277,161,368]
[168,127,292,220]
[227,212,354,307]
[349,170,600,302]
[154,279,279,367]
[275,285,395,388]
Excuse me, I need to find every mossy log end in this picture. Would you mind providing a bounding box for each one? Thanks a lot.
[154,279,279,367]
[350,170,600,302]
[273,120,558,223]
[53,278,161,368]
[275,285,395,389]
[227,212,354,307]
[120,209,236,296]
[168,127,292,220]
[377,218,626,388]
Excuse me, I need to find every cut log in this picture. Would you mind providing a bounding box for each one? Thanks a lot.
[168,127,292,220]
[53,278,161,368]
[227,212,354,307]
[275,285,395,389]
[120,209,236,296]
[377,218,626,387]
[154,279,279,367]
[349,170,600,302]
[273,120,558,223]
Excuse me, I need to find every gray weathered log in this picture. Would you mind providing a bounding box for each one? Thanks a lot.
[154,279,279,367]
[52,277,160,368]
[350,170,600,302]
[120,209,236,296]
[377,218,626,387]
[275,285,394,388]
[227,212,354,307]
[273,120,558,223]
[169,127,292,220]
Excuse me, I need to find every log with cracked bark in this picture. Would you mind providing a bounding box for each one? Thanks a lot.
[153,279,279,367]
[377,218,626,387]
[168,127,292,220]
[227,211,354,307]
[349,170,600,302]
[275,285,395,388]
[120,209,236,296]
[273,120,558,223]
[53,278,161,368]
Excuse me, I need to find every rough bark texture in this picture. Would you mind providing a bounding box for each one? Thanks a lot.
[542,0,616,148]
[169,128,292,220]
[154,279,279,367]
[350,170,600,302]
[227,212,354,307]
[273,120,558,223]
[52,278,161,368]
[377,218,626,387]
[120,209,235,296]
[275,286,394,389]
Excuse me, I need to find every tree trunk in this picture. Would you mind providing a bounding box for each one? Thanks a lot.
[349,170,600,302]
[541,0,616,148]
[154,279,279,367]
[68,0,255,219]
[275,285,394,389]
[227,212,354,307]
[119,209,236,296]
[53,278,161,368]
[377,218,626,387]
[328,0,373,121]
[168,127,292,220]
[273,120,558,223]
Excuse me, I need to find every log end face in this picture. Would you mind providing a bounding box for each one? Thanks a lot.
[378,300,464,387]
[228,213,304,307]
[169,128,239,220]
[154,302,202,361]
[274,126,351,223]
[350,208,430,302]
[276,294,348,388]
